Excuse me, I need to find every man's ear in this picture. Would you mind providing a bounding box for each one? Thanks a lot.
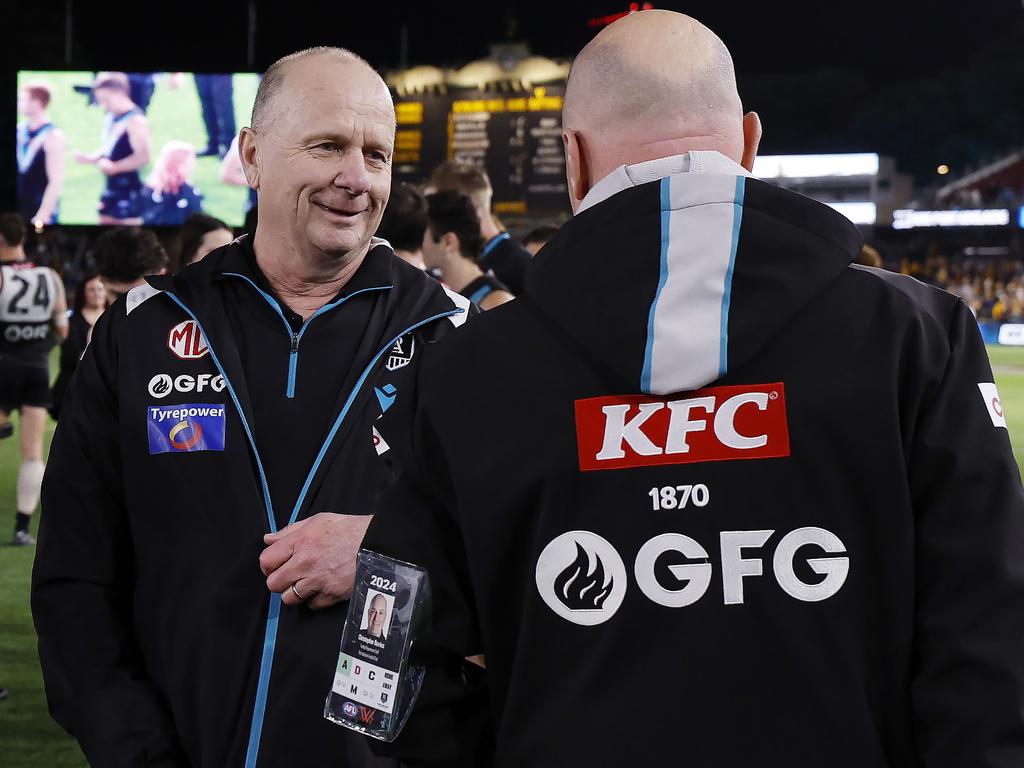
[740,112,762,174]
[562,128,591,214]
[238,127,260,190]
[441,231,460,254]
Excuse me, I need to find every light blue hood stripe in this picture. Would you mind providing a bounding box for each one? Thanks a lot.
[719,176,746,377]
[641,173,748,395]
[641,178,672,393]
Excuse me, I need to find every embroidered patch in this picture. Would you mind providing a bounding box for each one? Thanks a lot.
[147,403,226,454]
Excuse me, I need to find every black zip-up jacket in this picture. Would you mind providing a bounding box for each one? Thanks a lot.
[363,170,1024,767]
[32,236,470,768]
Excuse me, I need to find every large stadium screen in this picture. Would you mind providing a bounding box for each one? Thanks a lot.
[16,71,260,227]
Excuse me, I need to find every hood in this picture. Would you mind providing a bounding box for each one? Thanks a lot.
[525,172,863,395]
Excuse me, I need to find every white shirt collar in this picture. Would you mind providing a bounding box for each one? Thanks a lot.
[576,150,751,214]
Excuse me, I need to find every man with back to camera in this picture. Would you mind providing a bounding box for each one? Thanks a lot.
[33,46,470,768]
[0,214,67,545]
[16,82,65,227]
[425,161,532,295]
[422,191,513,310]
[360,10,1024,767]
[75,72,151,225]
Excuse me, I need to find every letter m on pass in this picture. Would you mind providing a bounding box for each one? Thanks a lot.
[575,383,791,471]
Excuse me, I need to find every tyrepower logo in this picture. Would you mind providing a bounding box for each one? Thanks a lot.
[575,383,790,471]
[168,320,209,360]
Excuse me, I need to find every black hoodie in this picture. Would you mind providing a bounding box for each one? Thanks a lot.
[32,236,470,768]
[363,169,1024,767]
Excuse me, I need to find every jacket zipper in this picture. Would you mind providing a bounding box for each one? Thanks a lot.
[222,272,390,399]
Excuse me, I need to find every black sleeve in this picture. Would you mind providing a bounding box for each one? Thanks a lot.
[32,306,185,767]
[909,299,1024,766]
[361,354,493,767]
[482,238,531,296]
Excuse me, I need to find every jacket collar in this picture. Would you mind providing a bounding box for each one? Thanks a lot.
[577,151,752,214]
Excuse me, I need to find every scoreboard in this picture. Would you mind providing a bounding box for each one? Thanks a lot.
[393,86,569,215]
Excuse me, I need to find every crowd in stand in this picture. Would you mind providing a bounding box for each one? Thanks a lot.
[900,253,1024,322]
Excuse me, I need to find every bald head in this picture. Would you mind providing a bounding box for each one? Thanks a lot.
[562,11,760,211]
[252,46,390,132]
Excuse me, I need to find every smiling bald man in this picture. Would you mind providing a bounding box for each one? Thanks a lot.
[359,10,1024,768]
[33,47,471,768]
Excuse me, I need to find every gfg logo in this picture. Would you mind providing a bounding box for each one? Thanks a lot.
[536,527,849,625]
[148,373,226,399]
[4,324,49,342]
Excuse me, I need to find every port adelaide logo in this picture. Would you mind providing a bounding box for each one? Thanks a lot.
[535,531,627,626]
[385,335,415,371]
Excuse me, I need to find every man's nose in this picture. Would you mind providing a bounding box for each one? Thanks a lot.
[332,149,372,196]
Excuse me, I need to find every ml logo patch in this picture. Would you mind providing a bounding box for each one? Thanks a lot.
[385,335,415,371]
[147,403,226,454]
[168,320,209,360]
[575,382,790,471]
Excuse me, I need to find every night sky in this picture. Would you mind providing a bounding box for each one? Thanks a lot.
[2,0,1023,202]
[4,0,1018,81]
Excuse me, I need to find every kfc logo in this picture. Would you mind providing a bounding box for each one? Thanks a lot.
[168,320,209,360]
[575,383,791,471]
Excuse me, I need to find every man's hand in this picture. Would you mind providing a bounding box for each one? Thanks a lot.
[259,513,372,610]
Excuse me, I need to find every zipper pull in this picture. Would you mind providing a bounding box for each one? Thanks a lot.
[290,332,299,353]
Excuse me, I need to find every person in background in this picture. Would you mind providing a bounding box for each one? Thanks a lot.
[377,182,428,270]
[177,213,234,268]
[91,226,169,301]
[195,73,236,158]
[49,272,110,420]
[423,191,513,310]
[0,213,67,546]
[141,140,203,226]
[16,81,65,227]
[75,72,151,225]
[426,161,532,294]
[521,224,559,257]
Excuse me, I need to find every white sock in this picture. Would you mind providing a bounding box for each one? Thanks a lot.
[17,460,45,514]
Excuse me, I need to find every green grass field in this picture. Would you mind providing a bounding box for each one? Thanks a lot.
[3,345,1024,765]
[18,71,259,227]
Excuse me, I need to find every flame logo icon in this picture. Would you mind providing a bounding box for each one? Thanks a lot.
[536,530,627,625]
[554,541,614,611]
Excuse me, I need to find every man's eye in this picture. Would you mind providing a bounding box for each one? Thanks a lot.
[367,150,389,162]
[317,142,341,152]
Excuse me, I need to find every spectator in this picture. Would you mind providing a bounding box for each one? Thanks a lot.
[49,272,110,420]
[176,213,233,268]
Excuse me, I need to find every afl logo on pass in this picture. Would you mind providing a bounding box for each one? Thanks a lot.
[168,320,209,359]
[535,530,627,626]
